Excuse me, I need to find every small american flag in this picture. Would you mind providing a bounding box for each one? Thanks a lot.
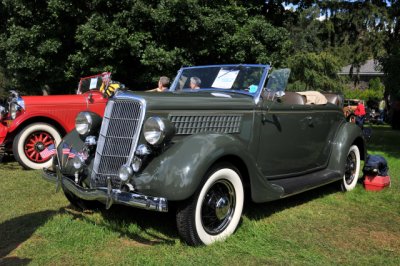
[40,144,56,160]
[68,148,77,159]
[62,144,70,155]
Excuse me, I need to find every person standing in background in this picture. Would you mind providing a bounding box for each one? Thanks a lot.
[148,76,170,92]
[355,100,366,128]
[378,99,386,123]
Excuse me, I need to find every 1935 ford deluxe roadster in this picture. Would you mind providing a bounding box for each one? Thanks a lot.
[43,64,366,246]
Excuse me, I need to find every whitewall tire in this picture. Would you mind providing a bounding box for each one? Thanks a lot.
[12,123,61,170]
[341,145,361,191]
[176,163,244,246]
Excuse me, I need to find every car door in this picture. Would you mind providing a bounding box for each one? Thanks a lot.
[256,98,318,178]
[255,68,335,178]
[304,104,344,168]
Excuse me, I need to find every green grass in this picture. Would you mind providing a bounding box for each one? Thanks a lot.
[1,125,399,265]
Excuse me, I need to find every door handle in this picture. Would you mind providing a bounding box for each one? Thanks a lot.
[305,116,313,126]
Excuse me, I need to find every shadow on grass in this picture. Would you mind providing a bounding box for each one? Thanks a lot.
[367,126,400,158]
[0,157,22,171]
[244,181,343,220]
[63,204,178,246]
[0,210,57,264]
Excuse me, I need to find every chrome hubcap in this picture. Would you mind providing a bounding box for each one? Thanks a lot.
[215,196,231,220]
[345,151,356,185]
[201,179,236,235]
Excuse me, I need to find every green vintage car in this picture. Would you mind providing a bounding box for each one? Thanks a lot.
[43,64,366,246]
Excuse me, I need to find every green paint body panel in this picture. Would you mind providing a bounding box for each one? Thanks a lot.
[55,89,366,204]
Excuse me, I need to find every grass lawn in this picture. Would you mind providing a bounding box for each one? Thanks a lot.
[1,125,399,265]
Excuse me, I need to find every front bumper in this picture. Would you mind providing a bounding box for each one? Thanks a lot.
[42,168,168,212]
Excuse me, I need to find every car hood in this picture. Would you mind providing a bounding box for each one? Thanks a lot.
[22,94,82,105]
[115,90,256,110]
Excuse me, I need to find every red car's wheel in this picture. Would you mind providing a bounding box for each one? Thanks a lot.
[23,131,55,163]
[13,123,62,170]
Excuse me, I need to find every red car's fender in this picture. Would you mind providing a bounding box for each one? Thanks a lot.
[7,91,107,135]
[0,123,8,144]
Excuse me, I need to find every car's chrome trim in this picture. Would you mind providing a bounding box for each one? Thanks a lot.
[169,114,242,135]
[114,94,147,166]
[42,168,168,212]
[91,94,147,188]
[254,65,271,105]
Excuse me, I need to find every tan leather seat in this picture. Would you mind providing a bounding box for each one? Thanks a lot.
[280,92,306,105]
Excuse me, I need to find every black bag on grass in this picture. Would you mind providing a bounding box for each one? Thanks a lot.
[363,155,389,176]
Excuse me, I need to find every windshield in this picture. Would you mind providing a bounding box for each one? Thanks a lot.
[77,72,111,94]
[170,65,268,95]
[264,68,291,97]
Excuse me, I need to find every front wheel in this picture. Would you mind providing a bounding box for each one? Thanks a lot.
[341,145,361,191]
[13,123,62,170]
[176,163,244,246]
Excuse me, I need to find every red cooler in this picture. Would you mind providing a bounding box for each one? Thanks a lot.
[364,175,391,191]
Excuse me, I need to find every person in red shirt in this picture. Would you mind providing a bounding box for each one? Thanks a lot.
[354,101,366,127]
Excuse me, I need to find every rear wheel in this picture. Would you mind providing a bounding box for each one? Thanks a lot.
[176,163,244,246]
[13,123,62,170]
[341,145,361,191]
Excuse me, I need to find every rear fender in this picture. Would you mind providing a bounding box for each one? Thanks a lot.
[328,122,366,176]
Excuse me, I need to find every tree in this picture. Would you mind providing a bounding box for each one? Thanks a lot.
[0,0,291,94]
[0,0,87,94]
[378,0,400,129]
[287,51,344,92]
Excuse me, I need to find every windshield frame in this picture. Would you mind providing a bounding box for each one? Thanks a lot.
[169,64,270,103]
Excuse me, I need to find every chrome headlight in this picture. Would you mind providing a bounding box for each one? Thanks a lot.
[10,103,20,120]
[75,111,102,136]
[143,117,175,146]
[72,156,85,170]
[118,164,133,182]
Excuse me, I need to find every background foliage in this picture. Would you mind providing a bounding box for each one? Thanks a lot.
[0,0,400,125]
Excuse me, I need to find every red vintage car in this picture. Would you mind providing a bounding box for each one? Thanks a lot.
[0,73,112,169]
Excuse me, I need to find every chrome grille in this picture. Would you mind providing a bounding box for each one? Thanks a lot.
[169,114,242,135]
[91,98,145,188]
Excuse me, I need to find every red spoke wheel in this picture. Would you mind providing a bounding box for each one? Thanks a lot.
[23,131,55,163]
[13,123,62,170]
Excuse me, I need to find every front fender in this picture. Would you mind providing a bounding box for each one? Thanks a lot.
[7,112,69,134]
[328,122,366,175]
[135,133,283,201]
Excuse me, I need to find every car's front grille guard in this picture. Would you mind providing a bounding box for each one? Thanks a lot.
[91,98,146,188]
